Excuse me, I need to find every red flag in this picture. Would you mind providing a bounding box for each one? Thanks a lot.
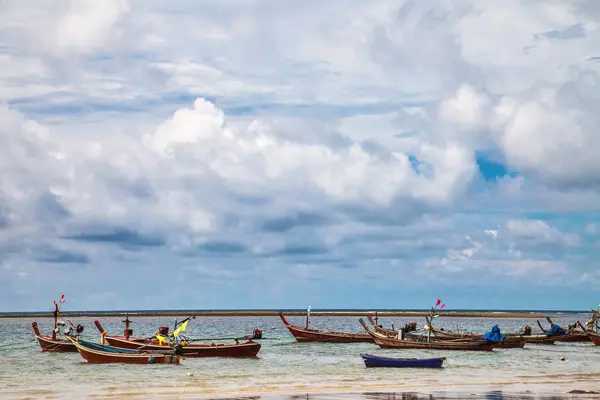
[435,298,441,307]
[441,304,446,309]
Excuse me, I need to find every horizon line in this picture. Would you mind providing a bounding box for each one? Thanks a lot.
[0,307,593,319]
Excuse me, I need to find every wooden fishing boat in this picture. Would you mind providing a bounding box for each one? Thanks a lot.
[551,333,590,343]
[367,316,399,336]
[360,353,446,368]
[577,321,600,346]
[31,295,84,352]
[94,320,261,357]
[70,338,180,364]
[535,317,591,343]
[429,327,553,345]
[359,319,494,351]
[365,316,525,348]
[31,322,77,352]
[279,313,373,343]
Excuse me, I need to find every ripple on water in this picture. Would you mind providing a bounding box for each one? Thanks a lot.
[2,314,600,399]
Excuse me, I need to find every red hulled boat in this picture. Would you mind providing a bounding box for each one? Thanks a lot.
[94,320,261,357]
[279,312,373,343]
[31,322,77,352]
[577,321,600,345]
[70,338,180,364]
[32,295,83,352]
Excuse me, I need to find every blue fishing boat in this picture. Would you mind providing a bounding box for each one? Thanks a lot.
[360,353,446,368]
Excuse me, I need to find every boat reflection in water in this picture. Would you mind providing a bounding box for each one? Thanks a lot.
[212,390,587,399]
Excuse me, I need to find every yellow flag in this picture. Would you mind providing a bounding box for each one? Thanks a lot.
[156,334,168,345]
[172,320,189,337]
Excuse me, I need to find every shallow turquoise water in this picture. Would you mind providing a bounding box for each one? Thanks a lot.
[1,314,598,399]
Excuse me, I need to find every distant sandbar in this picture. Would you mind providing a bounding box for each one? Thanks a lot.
[0,309,559,319]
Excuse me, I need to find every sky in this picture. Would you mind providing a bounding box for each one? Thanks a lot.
[1,0,600,312]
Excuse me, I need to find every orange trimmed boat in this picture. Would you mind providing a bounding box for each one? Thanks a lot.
[94,320,261,357]
[31,322,77,352]
[31,295,83,352]
[70,338,180,364]
[279,312,373,343]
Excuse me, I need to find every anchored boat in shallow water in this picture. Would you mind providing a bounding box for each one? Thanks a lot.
[94,320,261,357]
[360,353,446,368]
[70,338,180,364]
[31,322,78,352]
[279,312,373,343]
[359,318,495,351]
[32,295,84,352]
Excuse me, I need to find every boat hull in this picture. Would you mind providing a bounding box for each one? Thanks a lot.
[31,322,77,352]
[280,313,373,343]
[490,338,526,349]
[432,328,555,345]
[104,335,261,357]
[359,319,494,351]
[589,334,600,346]
[552,333,591,343]
[72,339,180,364]
[360,353,445,368]
[94,320,261,357]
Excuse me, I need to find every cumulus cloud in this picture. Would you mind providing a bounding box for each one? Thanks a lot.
[505,218,579,247]
[55,0,130,52]
[1,0,600,309]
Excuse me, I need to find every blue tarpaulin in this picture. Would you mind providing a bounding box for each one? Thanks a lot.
[483,325,505,342]
[546,324,567,336]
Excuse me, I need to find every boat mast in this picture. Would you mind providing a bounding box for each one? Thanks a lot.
[122,313,133,338]
[305,305,311,329]
[52,301,59,340]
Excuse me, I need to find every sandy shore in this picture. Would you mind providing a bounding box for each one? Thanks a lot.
[17,381,598,400]
[0,310,553,319]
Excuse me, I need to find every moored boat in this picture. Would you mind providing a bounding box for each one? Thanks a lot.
[94,320,261,357]
[360,353,446,368]
[279,312,373,343]
[577,321,600,346]
[429,326,555,345]
[31,295,83,352]
[365,316,525,349]
[536,317,591,343]
[31,322,77,352]
[70,338,180,364]
[359,319,494,351]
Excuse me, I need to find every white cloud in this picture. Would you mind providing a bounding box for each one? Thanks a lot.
[1,0,600,309]
[55,0,130,53]
[506,218,579,246]
[438,84,492,132]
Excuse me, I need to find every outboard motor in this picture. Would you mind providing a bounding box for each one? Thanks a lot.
[158,326,169,336]
[252,329,263,339]
[404,322,417,333]
[76,324,84,337]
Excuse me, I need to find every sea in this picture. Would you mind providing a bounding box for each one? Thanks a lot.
[1,311,599,399]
